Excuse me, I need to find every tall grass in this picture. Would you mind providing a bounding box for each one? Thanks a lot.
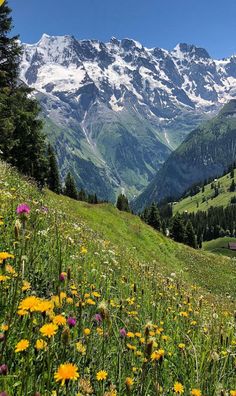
[0,162,235,395]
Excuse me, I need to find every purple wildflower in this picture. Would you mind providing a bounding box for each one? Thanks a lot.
[0,392,8,396]
[67,317,76,328]
[16,204,30,215]
[94,313,102,324]
[119,328,127,338]
[0,365,8,376]
[59,273,66,282]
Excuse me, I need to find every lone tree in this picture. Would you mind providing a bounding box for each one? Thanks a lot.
[171,214,186,243]
[116,194,130,212]
[185,220,197,248]
[146,203,161,231]
[64,172,78,200]
[47,144,61,194]
[0,1,47,185]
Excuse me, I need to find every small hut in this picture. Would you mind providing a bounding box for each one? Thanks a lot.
[228,242,236,251]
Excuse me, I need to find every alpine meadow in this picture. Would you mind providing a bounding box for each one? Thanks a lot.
[0,1,236,395]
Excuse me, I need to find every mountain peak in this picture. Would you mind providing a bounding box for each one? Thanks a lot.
[173,43,211,59]
[121,38,143,50]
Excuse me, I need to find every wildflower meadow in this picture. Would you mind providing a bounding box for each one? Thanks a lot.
[0,162,235,395]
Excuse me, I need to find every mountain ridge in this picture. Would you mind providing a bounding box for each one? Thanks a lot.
[20,34,236,200]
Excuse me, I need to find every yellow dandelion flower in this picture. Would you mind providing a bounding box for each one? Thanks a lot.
[66,297,73,304]
[59,292,67,301]
[51,295,60,307]
[127,343,137,351]
[151,349,165,361]
[0,275,9,282]
[230,391,236,396]
[125,377,134,389]
[162,335,169,341]
[96,370,108,381]
[15,339,29,353]
[17,309,28,316]
[35,300,53,313]
[178,343,185,350]
[18,296,41,312]
[173,382,184,394]
[54,363,79,386]
[92,291,101,298]
[40,323,58,338]
[0,252,14,262]
[22,280,31,292]
[76,341,86,355]
[191,389,202,396]
[35,339,47,350]
[83,328,91,336]
[127,332,135,338]
[6,264,16,274]
[1,324,9,331]
[80,246,87,254]
[180,311,188,317]
[53,315,67,326]
[96,327,103,336]
[86,298,95,305]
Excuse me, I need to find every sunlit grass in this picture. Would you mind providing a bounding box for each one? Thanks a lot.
[0,161,236,395]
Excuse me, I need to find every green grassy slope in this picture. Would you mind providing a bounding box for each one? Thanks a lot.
[174,171,236,214]
[1,162,236,394]
[203,237,236,258]
[48,192,236,300]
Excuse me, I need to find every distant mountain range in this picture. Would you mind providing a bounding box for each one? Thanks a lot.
[133,100,236,211]
[21,35,236,200]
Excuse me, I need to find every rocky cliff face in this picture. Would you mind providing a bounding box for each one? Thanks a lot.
[21,35,236,200]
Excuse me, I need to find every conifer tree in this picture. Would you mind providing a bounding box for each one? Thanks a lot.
[78,188,87,202]
[0,1,21,88]
[146,203,161,231]
[64,172,78,199]
[0,1,47,184]
[47,144,61,194]
[185,220,196,248]
[171,214,186,243]
[116,194,130,212]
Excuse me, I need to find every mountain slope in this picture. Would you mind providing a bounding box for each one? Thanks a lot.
[174,167,236,214]
[1,161,236,394]
[21,35,236,199]
[134,99,236,210]
[1,160,236,299]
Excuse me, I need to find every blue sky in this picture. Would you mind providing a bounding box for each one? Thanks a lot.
[9,0,236,59]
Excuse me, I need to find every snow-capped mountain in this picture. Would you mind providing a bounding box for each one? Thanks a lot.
[20,34,236,200]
